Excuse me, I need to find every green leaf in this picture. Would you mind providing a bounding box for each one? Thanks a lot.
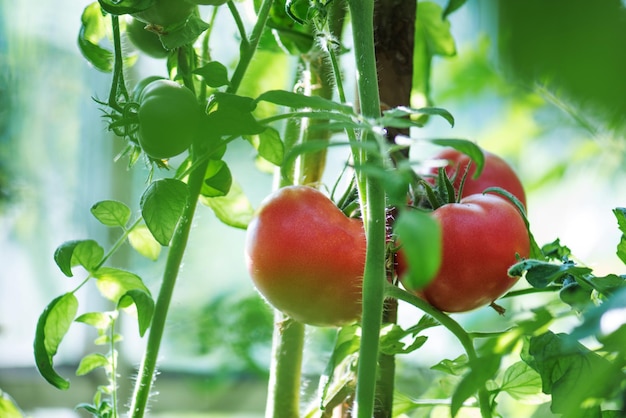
[451,355,500,417]
[75,312,114,331]
[90,200,131,227]
[255,128,285,166]
[98,0,153,15]
[128,223,162,261]
[94,267,151,304]
[54,240,104,277]
[118,289,155,337]
[0,390,25,418]
[394,209,442,291]
[431,354,469,376]
[159,14,210,50]
[508,259,593,289]
[78,2,113,73]
[204,93,265,137]
[256,90,354,113]
[76,353,110,376]
[381,106,455,128]
[379,324,427,355]
[318,325,360,409]
[200,181,255,229]
[442,0,467,18]
[613,208,626,265]
[201,160,233,198]
[193,61,230,88]
[429,138,484,178]
[500,361,543,400]
[33,293,79,390]
[140,178,189,246]
[264,0,315,54]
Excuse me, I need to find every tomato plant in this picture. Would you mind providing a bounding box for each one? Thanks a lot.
[126,18,168,58]
[245,185,366,327]
[398,193,530,312]
[430,147,527,208]
[137,79,201,160]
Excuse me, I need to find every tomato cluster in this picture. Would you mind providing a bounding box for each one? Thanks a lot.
[244,147,530,326]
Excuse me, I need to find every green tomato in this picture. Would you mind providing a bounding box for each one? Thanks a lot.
[132,0,195,27]
[137,79,201,160]
[126,18,169,58]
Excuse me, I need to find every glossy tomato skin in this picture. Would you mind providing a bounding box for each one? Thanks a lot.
[126,18,168,58]
[132,0,195,27]
[137,79,201,159]
[398,194,530,312]
[431,148,527,208]
[245,186,366,327]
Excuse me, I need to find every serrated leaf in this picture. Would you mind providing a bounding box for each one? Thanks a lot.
[159,14,210,50]
[500,361,543,400]
[394,209,441,291]
[256,90,354,113]
[0,390,24,418]
[78,2,113,73]
[90,200,131,227]
[201,160,233,198]
[508,259,593,289]
[256,128,284,166]
[75,312,114,331]
[76,353,110,376]
[379,324,428,355]
[118,289,154,337]
[200,181,254,229]
[33,293,79,390]
[431,354,469,376]
[193,61,230,88]
[128,223,161,260]
[54,240,104,277]
[94,267,151,304]
[140,178,189,246]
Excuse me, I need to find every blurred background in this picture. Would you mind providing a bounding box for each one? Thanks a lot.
[1,0,625,417]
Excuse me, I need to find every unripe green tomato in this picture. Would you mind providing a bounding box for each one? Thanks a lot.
[132,0,195,27]
[137,80,201,159]
[131,75,166,102]
[126,18,168,58]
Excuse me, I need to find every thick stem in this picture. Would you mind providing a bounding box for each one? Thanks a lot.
[128,157,209,418]
[347,2,386,418]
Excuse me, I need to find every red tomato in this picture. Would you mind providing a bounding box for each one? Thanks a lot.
[398,194,530,312]
[430,148,527,208]
[245,186,366,327]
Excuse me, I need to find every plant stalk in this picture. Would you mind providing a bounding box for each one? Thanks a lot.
[347,1,386,417]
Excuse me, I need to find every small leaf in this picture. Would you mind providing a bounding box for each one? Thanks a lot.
[431,354,469,376]
[128,223,161,260]
[159,14,210,50]
[140,178,189,246]
[54,240,104,277]
[118,289,155,337]
[500,361,543,400]
[255,128,284,166]
[78,2,113,73]
[429,138,484,178]
[94,267,151,304]
[201,160,233,198]
[509,259,593,289]
[382,106,454,127]
[193,61,230,88]
[613,208,626,265]
[256,90,354,113]
[442,0,467,18]
[76,353,110,376]
[0,390,25,418]
[90,200,131,227]
[33,293,79,390]
[379,324,428,355]
[417,2,456,57]
[75,312,114,331]
[200,181,255,229]
[394,209,442,291]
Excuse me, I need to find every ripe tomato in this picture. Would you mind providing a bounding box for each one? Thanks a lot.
[397,194,530,312]
[245,186,366,327]
[430,148,527,208]
[137,79,201,159]
[126,18,168,58]
[132,0,195,27]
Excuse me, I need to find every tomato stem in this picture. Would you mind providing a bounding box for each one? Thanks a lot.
[346,1,387,417]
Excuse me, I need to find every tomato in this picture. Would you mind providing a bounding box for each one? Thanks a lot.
[429,148,527,208]
[397,194,530,312]
[126,18,168,58]
[132,0,195,27]
[137,79,201,159]
[245,186,366,327]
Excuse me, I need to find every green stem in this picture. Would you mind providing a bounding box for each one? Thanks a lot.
[108,15,128,112]
[128,158,209,418]
[227,0,274,94]
[347,1,387,417]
